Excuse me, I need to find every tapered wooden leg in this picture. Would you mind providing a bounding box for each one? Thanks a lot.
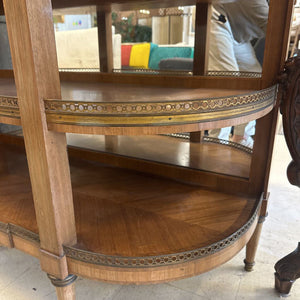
[48,274,77,300]
[274,243,300,296]
[244,215,266,271]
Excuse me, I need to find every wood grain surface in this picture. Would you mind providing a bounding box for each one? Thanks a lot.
[0,141,259,283]
[0,77,250,101]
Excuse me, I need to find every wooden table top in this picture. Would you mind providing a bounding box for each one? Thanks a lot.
[0,77,249,102]
[0,77,276,134]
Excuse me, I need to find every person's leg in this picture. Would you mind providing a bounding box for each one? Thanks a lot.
[209,127,232,140]
[208,5,238,139]
[232,42,261,147]
[232,121,256,148]
[234,41,262,72]
[208,5,239,72]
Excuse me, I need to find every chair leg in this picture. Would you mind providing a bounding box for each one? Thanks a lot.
[244,214,266,271]
[274,243,300,296]
[48,274,77,300]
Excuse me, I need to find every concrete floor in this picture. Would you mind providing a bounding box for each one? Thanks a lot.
[0,134,299,300]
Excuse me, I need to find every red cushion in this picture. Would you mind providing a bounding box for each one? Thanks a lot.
[121,45,133,66]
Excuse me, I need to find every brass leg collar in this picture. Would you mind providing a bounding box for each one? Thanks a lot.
[47,274,77,288]
[244,259,255,272]
[258,212,268,224]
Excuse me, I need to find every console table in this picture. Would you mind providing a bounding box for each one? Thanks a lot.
[0,0,295,299]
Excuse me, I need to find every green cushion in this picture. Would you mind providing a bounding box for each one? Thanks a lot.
[190,48,194,58]
[148,47,193,69]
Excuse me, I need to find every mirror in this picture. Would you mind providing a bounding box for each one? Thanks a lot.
[53,6,100,72]
[53,1,269,78]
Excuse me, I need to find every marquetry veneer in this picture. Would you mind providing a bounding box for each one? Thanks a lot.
[0,139,259,284]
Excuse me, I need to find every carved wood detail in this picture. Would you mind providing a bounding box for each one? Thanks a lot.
[275,57,300,296]
[275,243,300,295]
[280,57,300,187]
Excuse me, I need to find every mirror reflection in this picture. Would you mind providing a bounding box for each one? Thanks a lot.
[52,1,268,77]
[207,0,269,77]
[113,7,193,74]
[53,6,100,71]
[207,120,256,149]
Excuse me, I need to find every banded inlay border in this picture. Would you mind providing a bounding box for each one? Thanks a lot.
[45,85,276,116]
[0,222,39,244]
[0,95,20,119]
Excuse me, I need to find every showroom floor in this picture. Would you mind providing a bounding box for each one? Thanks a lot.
[0,134,299,300]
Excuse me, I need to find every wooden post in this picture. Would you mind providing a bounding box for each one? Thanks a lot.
[190,3,211,143]
[244,196,268,271]
[3,0,77,297]
[249,0,294,197]
[193,2,211,76]
[56,285,76,300]
[97,5,113,73]
[262,0,294,87]
[190,131,203,143]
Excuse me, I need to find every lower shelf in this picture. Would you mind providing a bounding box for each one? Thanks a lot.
[0,140,260,283]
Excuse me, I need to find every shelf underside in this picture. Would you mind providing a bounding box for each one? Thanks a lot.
[0,78,276,134]
[0,141,259,283]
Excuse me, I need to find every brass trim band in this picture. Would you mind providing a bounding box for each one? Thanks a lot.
[0,221,7,233]
[112,69,261,78]
[44,85,277,127]
[9,223,40,244]
[164,134,253,154]
[0,96,20,119]
[202,136,253,154]
[60,68,261,78]
[0,86,277,128]
[258,213,268,224]
[0,222,40,244]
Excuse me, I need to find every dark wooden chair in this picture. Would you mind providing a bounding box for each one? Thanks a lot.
[274,57,300,296]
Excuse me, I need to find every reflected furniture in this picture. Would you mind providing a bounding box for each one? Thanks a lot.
[0,0,295,299]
